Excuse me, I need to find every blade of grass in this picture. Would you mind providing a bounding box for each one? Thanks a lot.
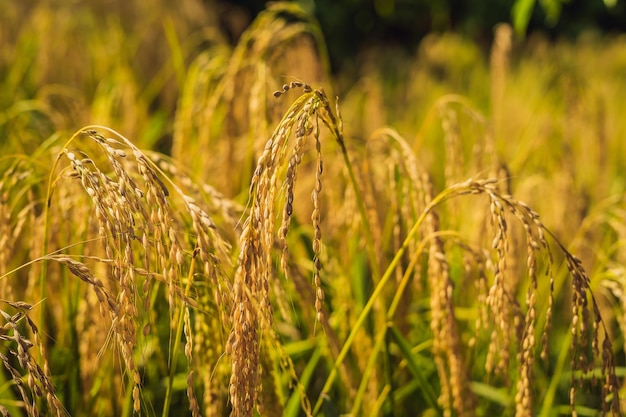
[351,229,459,415]
[389,324,441,413]
[162,255,196,417]
[470,382,511,407]
[370,384,392,416]
[538,330,571,417]
[284,346,322,417]
[312,181,478,415]
[320,96,381,277]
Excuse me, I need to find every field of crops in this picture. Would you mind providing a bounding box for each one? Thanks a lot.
[2,1,626,416]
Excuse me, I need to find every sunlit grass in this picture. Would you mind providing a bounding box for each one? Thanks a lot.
[1,2,626,417]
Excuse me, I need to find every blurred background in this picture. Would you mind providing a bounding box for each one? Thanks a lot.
[237,0,626,72]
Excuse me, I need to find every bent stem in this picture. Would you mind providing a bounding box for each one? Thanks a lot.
[312,181,476,415]
[350,231,456,416]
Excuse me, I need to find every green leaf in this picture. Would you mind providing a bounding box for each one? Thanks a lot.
[512,0,536,36]
[284,346,322,417]
[470,382,511,407]
[388,324,442,414]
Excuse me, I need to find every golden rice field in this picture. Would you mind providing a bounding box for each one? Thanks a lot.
[2,1,626,416]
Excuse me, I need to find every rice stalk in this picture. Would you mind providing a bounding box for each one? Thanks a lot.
[312,175,621,416]
[2,7,626,415]
[36,126,232,415]
[0,300,66,417]
[173,1,329,196]
[490,23,513,146]
[226,82,335,417]
[425,180,477,417]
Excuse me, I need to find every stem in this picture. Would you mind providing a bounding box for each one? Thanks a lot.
[320,94,381,278]
[538,331,571,417]
[337,140,381,278]
[162,255,196,417]
[41,130,85,338]
[350,231,453,416]
[312,184,467,415]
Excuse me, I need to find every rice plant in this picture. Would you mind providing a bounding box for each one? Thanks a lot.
[1,1,626,417]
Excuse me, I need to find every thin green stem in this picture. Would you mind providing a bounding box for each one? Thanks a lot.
[350,231,454,415]
[539,331,571,417]
[162,305,186,417]
[162,253,196,417]
[338,140,381,277]
[41,129,86,339]
[319,94,381,278]
[312,183,470,415]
